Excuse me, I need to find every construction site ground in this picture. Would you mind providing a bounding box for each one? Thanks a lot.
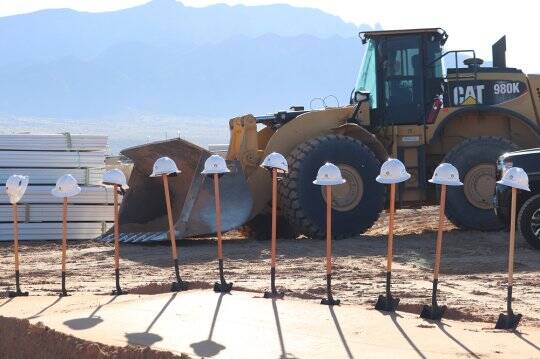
[1,206,540,358]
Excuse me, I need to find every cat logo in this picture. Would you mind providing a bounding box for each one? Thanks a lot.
[453,85,485,106]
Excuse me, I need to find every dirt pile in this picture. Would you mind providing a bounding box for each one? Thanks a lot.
[0,316,190,359]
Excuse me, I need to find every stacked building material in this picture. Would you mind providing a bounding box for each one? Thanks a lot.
[0,133,113,241]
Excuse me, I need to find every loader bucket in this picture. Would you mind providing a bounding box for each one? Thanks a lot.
[102,138,253,243]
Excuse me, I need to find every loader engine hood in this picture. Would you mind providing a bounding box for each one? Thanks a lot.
[102,138,253,243]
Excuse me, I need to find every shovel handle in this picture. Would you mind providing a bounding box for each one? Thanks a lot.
[433,185,447,280]
[214,174,223,260]
[163,175,178,260]
[113,185,120,271]
[326,186,332,275]
[61,197,68,273]
[386,183,396,272]
[508,187,517,286]
[271,168,277,268]
[12,203,20,272]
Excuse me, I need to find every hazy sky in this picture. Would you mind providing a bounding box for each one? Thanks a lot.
[0,0,538,72]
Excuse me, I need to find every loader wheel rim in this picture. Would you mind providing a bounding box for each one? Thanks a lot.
[321,164,364,212]
[463,164,496,210]
[531,208,540,240]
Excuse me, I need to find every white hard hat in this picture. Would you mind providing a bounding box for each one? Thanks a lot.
[497,167,530,191]
[102,169,129,189]
[150,156,181,177]
[260,152,288,173]
[51,174,81,198]
[201,154,230,175]
[429,163,463,186]
[5,174,29,204]
[376,158,411,184]
[313,162,346,186]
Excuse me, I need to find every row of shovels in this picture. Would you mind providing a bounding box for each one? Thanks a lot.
[4,155,530,330]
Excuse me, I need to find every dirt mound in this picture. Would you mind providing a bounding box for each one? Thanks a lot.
[0,316,190,359]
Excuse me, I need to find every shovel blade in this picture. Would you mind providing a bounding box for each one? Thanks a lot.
[112,138,253,242]
[495,312,522,330]
[420,304,447,321]
[375,294,400,312]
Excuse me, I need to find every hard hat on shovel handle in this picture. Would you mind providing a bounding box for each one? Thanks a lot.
[201,155,230,175]
[150,156,181,177]
[376,158,410,184]
[261,152,288,173]
[497,167,530,191]
[429,163,463,186]
[103,169,129,195]
[313,162,346,186]
[51,174,81,198]
[5,174,29,204]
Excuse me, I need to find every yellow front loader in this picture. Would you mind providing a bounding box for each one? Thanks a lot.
[111,28,540,242]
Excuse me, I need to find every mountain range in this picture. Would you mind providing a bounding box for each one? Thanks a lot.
[0,0,377,118]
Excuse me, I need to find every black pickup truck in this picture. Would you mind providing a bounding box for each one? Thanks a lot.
[494,148,540,249]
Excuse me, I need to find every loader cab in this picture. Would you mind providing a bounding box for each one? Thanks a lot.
[354,28,447,126]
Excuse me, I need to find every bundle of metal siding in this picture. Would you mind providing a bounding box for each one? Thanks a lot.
[0,186,114,204]
[0,222,112,241]
[0,134,108,151]
[0,151,106,169]
[0,133,113,241]
[0,204,114,223]
[0,168,103,185]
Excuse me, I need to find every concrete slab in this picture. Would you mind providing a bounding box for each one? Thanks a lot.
[0,290,539,358]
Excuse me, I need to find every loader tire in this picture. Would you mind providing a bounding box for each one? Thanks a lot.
[239,213,297,240]
[279,134,384,239]
[443,136,518,231]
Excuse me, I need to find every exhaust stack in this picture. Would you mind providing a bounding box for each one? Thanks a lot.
[492,35,506,68]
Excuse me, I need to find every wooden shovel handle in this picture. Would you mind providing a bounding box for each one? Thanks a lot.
[113,185,120,270]
[12,203,20,272]
[326,185,332,275]
[433,184,447,280]
[271,168,277,268]
[163,175,178,260]
[61,197,68,273]
[386,183,396,272]
[508,187,517,285]
[214,174,223,260]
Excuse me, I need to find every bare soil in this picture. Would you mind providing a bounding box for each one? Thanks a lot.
[2,206,540,328]
[0,316,190,359]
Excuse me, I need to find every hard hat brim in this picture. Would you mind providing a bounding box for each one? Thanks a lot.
[201,168,231,175]
[150,169,181,177]
[496,179,530,191]
[260,164,288,173]
[376,172,411,184]
[428,178,463,186]
[51,186,82,198]
[103,181,129,189]
[312,178,346,186]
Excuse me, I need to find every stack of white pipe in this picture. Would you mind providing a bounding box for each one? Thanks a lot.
[0,133,113,241]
